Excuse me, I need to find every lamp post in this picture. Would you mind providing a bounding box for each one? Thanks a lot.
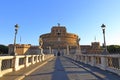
[101,24,107,54]
[13,24,19,55]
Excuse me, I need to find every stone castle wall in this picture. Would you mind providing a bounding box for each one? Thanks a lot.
[39,25,79,49]
[8,44,40,55]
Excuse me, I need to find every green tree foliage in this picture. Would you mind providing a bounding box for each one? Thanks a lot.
[0,45,8,54]
[107,45,120,54]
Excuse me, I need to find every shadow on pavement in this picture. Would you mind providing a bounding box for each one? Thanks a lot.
[65,56,120,80]
[52,56,69,80]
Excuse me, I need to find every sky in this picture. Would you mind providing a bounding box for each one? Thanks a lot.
[0,0,120,46]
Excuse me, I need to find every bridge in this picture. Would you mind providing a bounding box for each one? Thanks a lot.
[0,54,120,80]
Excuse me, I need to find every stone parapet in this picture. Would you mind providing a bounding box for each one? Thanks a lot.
[0,54,54,77]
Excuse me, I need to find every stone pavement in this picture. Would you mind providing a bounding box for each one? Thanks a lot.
[24,56,120,80]
[0,56,120,80]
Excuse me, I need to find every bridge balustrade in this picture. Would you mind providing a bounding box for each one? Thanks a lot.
[1,58,13,70]
[67,54,120,76]
[0,54,54,77]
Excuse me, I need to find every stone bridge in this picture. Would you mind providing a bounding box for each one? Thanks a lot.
[0,54,120,80]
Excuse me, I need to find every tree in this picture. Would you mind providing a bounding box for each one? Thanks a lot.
[0,45,8,54]
[107,45,120,54]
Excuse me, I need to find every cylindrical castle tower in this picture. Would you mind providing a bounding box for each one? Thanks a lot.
[39,24,81,55]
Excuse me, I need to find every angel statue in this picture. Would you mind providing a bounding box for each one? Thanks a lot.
[39,38,43,46]
[77,37,80,47]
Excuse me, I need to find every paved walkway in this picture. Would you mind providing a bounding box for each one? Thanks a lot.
[24,56,120,80]
[0,56,120,80]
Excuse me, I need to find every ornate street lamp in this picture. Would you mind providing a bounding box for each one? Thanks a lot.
[13,24,19,55]
[101,24,108,54]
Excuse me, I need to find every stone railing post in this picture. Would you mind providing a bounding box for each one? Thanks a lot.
[34,56,36,63]
[83,56,85,63]
[39,55,41,62]
[101,56,107,70]
[41,54,45,61]
[25,55,28,67]
[67,45,69,55]
[32,55,35,64]
[85,56,88,64]
[36,55,39,62]
[13,56,19,71]
[80,55,83,62]
[91,56,95,66]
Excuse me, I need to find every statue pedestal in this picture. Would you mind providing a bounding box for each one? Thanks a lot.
[41,53,45,61]
[40,48,44,61]
[75,47,82,61]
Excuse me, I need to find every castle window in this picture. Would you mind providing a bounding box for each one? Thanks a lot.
[57,29,61,36]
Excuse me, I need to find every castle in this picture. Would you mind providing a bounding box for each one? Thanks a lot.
[8,24,102,55]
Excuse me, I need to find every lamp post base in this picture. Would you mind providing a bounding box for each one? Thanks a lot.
[101,49,109,55]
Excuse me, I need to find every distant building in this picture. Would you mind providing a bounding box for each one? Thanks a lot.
[8,44,40,55]
[81,42,103,54]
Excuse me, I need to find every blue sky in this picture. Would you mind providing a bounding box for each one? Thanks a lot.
[0,0,120,46]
